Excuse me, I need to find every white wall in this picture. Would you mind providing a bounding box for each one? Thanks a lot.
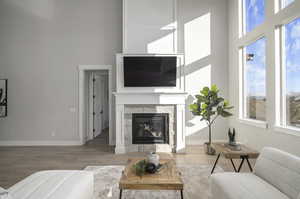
[0,0,122,144]
[228,0,300,156]
[0,0,229,146]
[178,0,229,144]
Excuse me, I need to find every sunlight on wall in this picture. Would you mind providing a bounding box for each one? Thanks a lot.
[184,13,211,65]
[160,22,177,30]
[9,0,54,20]
[147,32,175,53]
[186,64,211,136]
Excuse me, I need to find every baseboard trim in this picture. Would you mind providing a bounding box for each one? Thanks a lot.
[186,139,228,146]
[0,140,83,146]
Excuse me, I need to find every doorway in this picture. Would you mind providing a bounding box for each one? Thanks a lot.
[78,65,113,146]
[88,71,109,141]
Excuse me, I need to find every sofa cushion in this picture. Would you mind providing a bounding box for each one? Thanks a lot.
[8,170,93,199]
[254,147,300,199]
[210,172,289,199]
[0,187,12,199]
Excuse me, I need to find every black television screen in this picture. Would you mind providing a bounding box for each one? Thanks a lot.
[123,56,177,87]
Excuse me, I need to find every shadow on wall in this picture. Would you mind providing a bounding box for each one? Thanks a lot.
[180,0,229,144]
[182,1,228,144]
[125,0,177,54]
[184,12,213,144]
[147,23,177,53]
[144,16,212,142]
[143,7,225,144]
[126,0,228,145]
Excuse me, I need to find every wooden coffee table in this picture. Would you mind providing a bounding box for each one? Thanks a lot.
[210,143,259,174]
[119,158,184,199]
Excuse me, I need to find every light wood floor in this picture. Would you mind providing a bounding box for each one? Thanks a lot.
[0,131,255,188]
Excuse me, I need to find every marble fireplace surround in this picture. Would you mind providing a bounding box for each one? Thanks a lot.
[114,92,186,154]
[125,105,175,152]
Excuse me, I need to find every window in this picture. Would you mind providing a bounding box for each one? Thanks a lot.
[281,0,295,9]
[243,37,267,121]
[238,0,300,132]
[281,18,300,128]
[239,0,267,124]
[244,0,265,33]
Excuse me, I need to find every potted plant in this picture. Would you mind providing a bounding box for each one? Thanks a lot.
[189,85,233,155]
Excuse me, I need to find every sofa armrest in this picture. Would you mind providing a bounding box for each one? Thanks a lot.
[9,170,94,199]
[254,147,300,199]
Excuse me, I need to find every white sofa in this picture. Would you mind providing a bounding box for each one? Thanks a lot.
[7,170,94,199]
[210,147,300,199]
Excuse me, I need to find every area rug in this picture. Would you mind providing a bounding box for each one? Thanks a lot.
[84,165,223,199]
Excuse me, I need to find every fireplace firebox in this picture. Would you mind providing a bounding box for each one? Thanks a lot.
[132,113,169,144]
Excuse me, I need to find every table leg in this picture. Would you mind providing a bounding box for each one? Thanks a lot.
[245,157,253,172]
[119,189,123,199]
[230,159,237,172]
[211,153,221,174]
[237,157,245,172]
[180,190,184,199]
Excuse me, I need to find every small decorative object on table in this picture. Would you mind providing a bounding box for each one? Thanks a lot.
[132,159,147,176]
[147,152,159,166]
[145,163,157,174]
[132,153,164,176]
[226,128,241,151]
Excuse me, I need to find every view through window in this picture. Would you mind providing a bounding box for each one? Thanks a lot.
[245,0,265,33]
[284,17,300,127]
[245,37,266,121]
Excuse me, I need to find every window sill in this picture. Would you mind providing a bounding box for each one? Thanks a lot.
[273,125,300,137]
[238,118,268,129]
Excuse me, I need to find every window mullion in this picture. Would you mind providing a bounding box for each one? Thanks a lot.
[281,25,287,127]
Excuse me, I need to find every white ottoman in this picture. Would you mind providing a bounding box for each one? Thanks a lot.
[8,170,94,199]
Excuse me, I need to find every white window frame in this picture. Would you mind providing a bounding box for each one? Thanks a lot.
[239,36,268,128]
[238,0,268,128]
[275,0,296,13]
[275,15,300,136]
[283,0,295,9]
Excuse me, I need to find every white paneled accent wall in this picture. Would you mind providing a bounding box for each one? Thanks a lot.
[123,0,177,54]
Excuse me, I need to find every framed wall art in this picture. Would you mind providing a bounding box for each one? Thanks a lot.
[0,79,7,117]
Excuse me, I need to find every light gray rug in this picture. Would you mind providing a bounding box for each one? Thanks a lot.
[84,165,223,199]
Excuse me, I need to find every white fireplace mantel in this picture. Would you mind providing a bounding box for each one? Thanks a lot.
[114,92,187,154]
[114,92,187,105]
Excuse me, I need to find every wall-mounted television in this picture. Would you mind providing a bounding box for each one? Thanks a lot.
[123,56,177,87]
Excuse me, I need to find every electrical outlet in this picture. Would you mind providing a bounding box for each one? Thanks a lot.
[51,131,56,137]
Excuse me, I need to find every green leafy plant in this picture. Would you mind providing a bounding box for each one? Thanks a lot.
[132,159,147,176]
[189,85,233,154]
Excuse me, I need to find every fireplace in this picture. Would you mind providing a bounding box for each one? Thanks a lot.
[132,113,169,144]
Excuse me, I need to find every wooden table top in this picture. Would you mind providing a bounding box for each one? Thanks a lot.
[212,143,259,159]
[119,158,184,190]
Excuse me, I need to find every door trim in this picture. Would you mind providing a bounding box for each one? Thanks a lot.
[78,65,113,145]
